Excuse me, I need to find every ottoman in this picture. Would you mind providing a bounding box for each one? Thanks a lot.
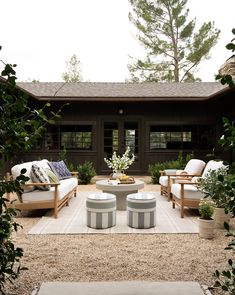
[127,192,156,229]
[86,192,116,229]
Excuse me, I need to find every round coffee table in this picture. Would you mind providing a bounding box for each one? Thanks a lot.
[96,179,145,210]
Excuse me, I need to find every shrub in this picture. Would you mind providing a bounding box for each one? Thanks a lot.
[77,161,96,184]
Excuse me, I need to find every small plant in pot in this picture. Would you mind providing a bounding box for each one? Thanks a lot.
[197,167,233,229]
[198,198,215,239]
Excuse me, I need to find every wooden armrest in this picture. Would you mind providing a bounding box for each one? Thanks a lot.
[23,182,60,186]
[71,171,78,177]
[177,181,198,185]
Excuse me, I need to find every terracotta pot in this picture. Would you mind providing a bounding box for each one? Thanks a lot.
[198,218,215,239]
[213,207,231,229]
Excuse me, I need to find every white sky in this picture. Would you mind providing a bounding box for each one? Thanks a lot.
[0,0,234,82]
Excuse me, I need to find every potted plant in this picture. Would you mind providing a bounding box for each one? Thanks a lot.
[197,167,233,229]
[198,198,215,239]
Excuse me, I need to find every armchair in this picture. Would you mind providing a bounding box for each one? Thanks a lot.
[159,159,206,201]
[171,160,225,218]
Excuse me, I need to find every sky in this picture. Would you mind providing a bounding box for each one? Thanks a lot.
[0,0,234,82]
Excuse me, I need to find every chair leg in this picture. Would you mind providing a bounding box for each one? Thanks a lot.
[167,186,170,202]
[180,204,184,218]
[180,184,184,218]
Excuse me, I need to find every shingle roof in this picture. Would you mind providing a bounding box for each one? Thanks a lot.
[16,82,228,101]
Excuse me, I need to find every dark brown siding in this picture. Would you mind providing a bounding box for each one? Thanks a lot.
[12,93,235,175]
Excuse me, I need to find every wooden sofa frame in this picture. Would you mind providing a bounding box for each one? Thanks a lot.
[6,172,78,218]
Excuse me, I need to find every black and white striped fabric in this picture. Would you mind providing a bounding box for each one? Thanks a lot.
[127,192,156,229]
[86,193,116,229]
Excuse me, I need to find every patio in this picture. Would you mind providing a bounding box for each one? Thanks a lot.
[7,179,234,295]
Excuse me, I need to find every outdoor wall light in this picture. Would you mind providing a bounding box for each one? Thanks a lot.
[118,108,124,115]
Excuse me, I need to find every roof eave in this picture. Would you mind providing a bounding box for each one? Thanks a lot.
[35,96,211,102]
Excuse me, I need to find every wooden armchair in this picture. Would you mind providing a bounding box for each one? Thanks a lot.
[170,160,225,218]
[159,159,206,202]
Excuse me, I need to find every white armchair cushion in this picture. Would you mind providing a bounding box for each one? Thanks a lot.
[159,176,168,186]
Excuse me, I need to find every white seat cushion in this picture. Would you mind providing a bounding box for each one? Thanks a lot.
[21,177,78,203]
[159,175,168,186]
[171,183,203,200]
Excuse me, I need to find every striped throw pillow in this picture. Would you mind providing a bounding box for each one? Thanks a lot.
[31,164,51,191]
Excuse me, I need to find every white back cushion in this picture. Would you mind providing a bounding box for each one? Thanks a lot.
[184,159,206,175]
[202,160,225,178]
[11,159,51,193]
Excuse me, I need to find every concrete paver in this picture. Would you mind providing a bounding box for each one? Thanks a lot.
[35,281,207,295]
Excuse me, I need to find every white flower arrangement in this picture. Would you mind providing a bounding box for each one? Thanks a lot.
[104,146,135,171]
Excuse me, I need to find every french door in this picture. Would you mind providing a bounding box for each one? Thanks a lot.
[101,119,141,172]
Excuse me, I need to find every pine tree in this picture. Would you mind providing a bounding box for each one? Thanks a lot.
[128,0,220,82]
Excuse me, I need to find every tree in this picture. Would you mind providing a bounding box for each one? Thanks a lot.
[128,0,220,82]
[62,54,82,82]
[216,28,235,87]
[0,48,61,294]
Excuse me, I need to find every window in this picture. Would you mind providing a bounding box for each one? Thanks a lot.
[149,125,214,150]
[61,125,92,150]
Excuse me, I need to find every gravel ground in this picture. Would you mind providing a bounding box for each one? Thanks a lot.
[5,179,234,295]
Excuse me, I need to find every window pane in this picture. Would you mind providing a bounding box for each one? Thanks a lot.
[149,125,193,150]
[61,125,92,150]
[104,122,118,158]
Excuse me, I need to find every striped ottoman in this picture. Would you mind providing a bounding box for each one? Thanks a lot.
[127,192,156,229]
[86,192,116,229]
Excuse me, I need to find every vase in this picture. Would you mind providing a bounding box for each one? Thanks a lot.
[198,218,215,239]
[112,170,123,179]
[213,207,231,229]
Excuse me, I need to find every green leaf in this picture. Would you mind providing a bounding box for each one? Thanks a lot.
[224,221,230,231]
[228,259,233,266]
[214,281,221,287]
[226,43,235,51]
[218,174,224,182]
[222,285,229,291]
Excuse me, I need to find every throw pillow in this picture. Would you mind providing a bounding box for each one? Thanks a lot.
[48,160,72,180]
[31,164,51,191]
[44,168,60,183]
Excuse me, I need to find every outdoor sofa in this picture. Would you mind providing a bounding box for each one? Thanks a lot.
[6,159,78,218]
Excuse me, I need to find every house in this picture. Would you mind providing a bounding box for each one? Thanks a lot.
[13,81,235,175]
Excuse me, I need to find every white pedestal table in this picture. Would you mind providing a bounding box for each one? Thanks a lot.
[96,179,145,210]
